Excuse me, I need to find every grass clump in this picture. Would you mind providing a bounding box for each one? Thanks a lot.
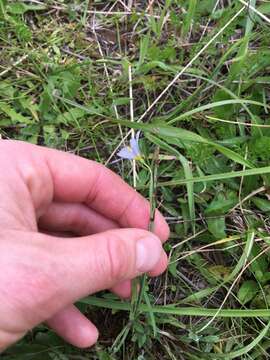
[1,0,270,359]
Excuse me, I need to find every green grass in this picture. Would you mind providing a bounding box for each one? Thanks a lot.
[1,0,270,358]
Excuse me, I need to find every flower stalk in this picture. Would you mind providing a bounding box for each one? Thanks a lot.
[115,133,160,348]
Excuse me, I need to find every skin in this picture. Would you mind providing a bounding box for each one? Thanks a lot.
[0,140,169,351]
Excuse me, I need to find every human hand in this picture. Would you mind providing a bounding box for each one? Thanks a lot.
[0,140,169,350]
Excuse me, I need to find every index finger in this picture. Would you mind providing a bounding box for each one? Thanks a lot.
[41,145,169,242]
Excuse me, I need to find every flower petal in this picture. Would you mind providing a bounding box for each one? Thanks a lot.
[130,137,140,157]
[135,131,141,142]
[117,147,135,159]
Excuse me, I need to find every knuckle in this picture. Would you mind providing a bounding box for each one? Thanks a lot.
[105,235,130,282]
[118,193,138,225]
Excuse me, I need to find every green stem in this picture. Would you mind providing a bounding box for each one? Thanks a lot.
[130,149,159,329]
[81,297,270,318]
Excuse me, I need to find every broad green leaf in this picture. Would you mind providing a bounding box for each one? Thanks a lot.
[207,217,226,239]
[204,193,237,239]
[0,102,32,124]
[258,3,270,14]
[205,197,238,215]
[56,108,87,124]
[188,253,218,286]
[112,97,131,106]
[238,280,259,304]
[15,22,32,42]
[179,287,218,304]
[6,2,46,14]
[250,243,268,283]
[229,37,249,80]
[196,0,216,16]
[251,285,270,308]
[252,197,270,212]
[245,0,257,35]
[212,89,235,120]
[208,265,232,281]
[0,81,15,98]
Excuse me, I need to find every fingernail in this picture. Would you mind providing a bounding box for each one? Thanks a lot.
[136,235,162,273]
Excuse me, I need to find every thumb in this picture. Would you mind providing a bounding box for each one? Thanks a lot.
[0,229,165,350]
[53,228,165,303]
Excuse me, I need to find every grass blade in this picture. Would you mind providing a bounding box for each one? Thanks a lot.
[156,166,270,187]
[81,296,270,318]
[146,133,195,230]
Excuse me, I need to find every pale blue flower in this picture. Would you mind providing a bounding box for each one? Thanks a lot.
[117,131,142,160]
